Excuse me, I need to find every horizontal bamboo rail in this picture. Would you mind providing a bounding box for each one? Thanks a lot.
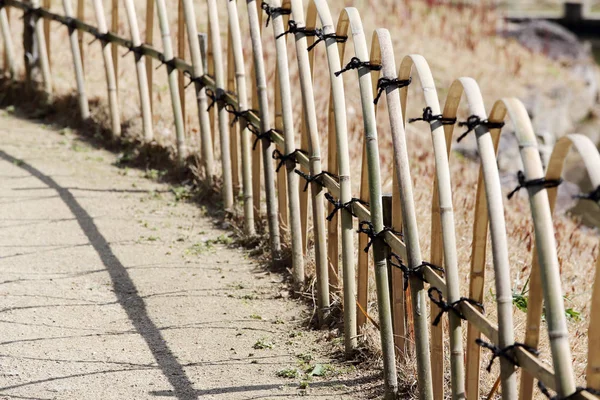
[0,1,598,400]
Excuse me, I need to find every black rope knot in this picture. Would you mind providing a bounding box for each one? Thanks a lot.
[122,42,145,60]
[156,53,178,72]
[205,88,230,111]
[294,169,339,192]
[373,77,412,105]
[62,16,77,32]
[409,107,456,125]
[428,287,484,327]
[277,20,319,39]
[456,115,505,142]
[89,30,110,46]
[260,2,291,27]
[574,185,600,204]
[507,170,563,200]
[224,104,258,127]
[388,254,445,291]
[272,149,308,172]
[246,123,278,150]
[356,221,401,253]
[306,29,347,52]
[324,193,368,222]
[476,339,539,372]
[334,57,381,77]
[537,381,600,400]
[182,70,207,89]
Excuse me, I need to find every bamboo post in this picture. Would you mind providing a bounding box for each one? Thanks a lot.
[111,0,118,90]
[31,0,52,94]
[313,0,357,354]
[442,78,517,400]
[270,0,305,288]
[226,0,255,236]
[76,0,84,72]
[288,0,330,322]
[181,0,214,182]
[226,31,240,195]
[92,0,120,138]
[42,0,49,66]
[122,0,153,141]
[62,0,89,119]
[177,0,185,132]
[145,0,153,111]
[0,7,16,79]
[154,0,186,164]
[207,0,233,208]
[487,99,577,398]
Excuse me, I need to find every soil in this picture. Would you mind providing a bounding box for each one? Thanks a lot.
[0,110,380,400]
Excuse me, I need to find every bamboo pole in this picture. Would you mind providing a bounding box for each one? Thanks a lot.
[154,0,186,164]
[286,0,330,322]
[335,9,396,397]
[111,0,118,90]
[246,0,281,258]
[42,0,49,66]
[92,0,120,138]
[145,0,153,111]
[181,0,213,182]
[122,0,153,141]
[62,0,89,120]
[270,0,305,288]
[441,79,516,400]
[76,0,84,72]
[226,0,255,236]
[226,31,240,195]
[487,98,577,397]
[273,65,288,228]
[177,0,185,133]
[0,7,16,79]
[312,0,357,355]
[31,0,52,94]
[207,0,233,208]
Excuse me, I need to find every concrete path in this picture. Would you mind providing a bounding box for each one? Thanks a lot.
[0,111,376,399]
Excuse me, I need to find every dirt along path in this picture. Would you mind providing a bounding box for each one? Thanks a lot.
[0,110,378,399]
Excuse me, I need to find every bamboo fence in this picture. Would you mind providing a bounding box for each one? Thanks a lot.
[0,1,599,399]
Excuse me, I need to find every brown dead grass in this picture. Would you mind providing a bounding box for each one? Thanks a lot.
[1,1,599,398]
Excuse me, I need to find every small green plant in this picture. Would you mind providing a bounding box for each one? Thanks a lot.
[12,159,24,166]
[185,241,215,255]
[171,186,191,202]
[249,314,262,320]
[253,338,274,350]
[276,367,299,379]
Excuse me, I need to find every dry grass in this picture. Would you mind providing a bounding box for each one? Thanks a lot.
[1,0,599,398]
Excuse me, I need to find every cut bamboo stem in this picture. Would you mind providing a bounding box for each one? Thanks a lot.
[155,0,186,164]
[122,0,153,141]
[42,0,49,66]
[177,0,185,132]
[111,0,118,90]
[31,0,52,94]
[181,0,213,182]
[62,0,89,119]
[92,0,121,138]
[76,0,84,72]
[227,31,240,195]
[246,0,281,259]
[226,0,255,236]
[145,0,153,111]
[271,0,305,288]
[0,7,16,79]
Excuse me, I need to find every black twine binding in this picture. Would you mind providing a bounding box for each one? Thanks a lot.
[260,2,291,27]
[306,29,347,52]
[373,77,412,105]
[205,88,231,111]
[61,16,77,32]
[388,254,444,291]
[324,193,368,221]
[475,339,539,372]
[356,221,402,253]
[88,30,110,46]
[182,70,206,89]
[456,115,505,142]
[224,104,258,127]
[246,123,278,150]
[334,57,381,77]
[294,169,339,192]
[507,170,563,200]
[574,185,600,204]
[537,381,600,400]
[122,42,145,60]
[277,20,319,39]
[156,53,178,72]
[272,149,308,172]
[428,287,484,327]
[409,107,456,126]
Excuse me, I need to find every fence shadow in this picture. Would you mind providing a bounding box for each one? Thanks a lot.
[0,149,199,400]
